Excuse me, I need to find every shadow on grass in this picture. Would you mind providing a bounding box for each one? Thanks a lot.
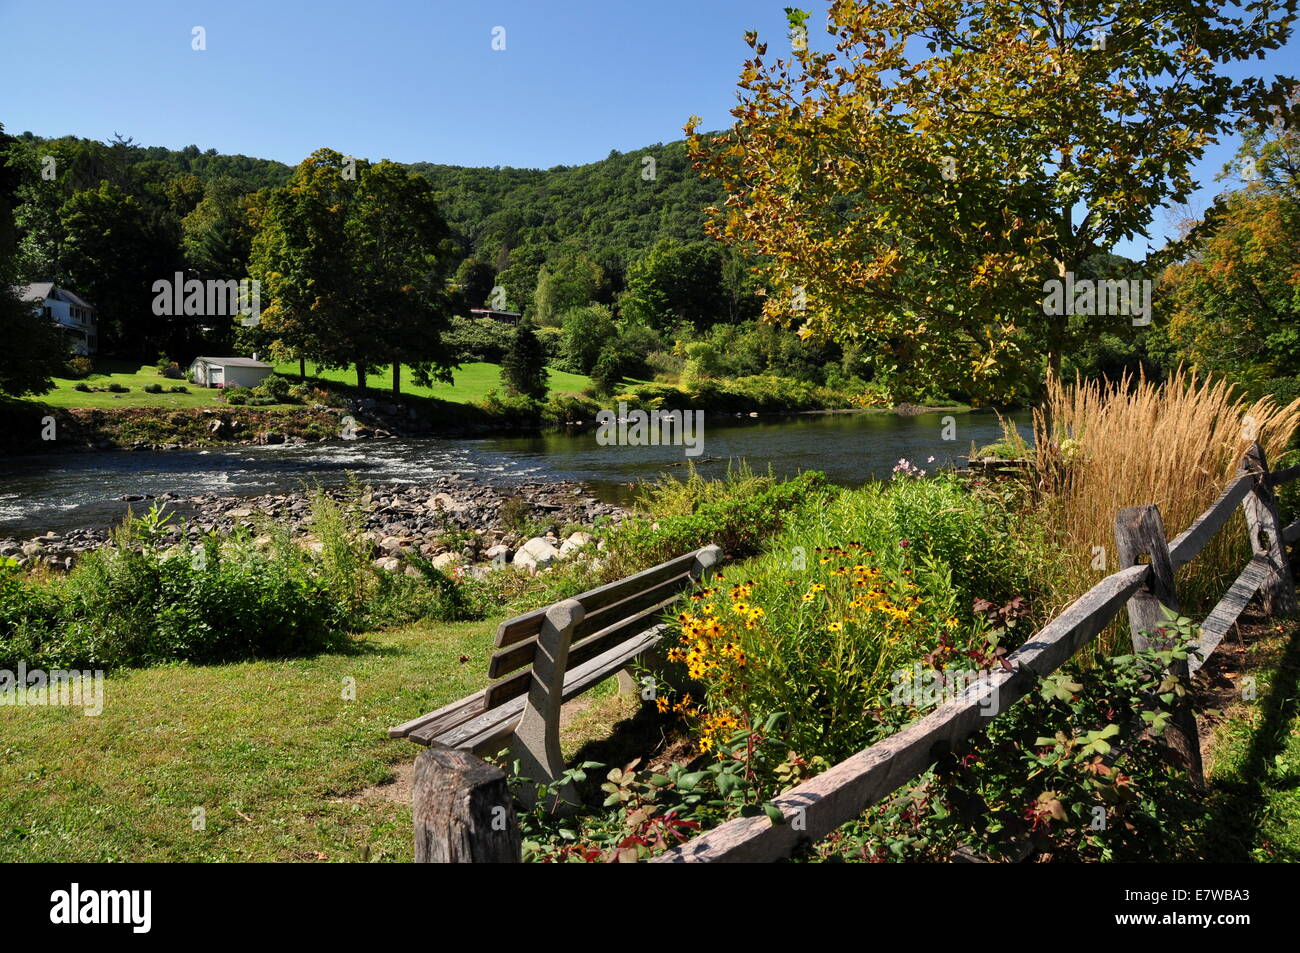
[1200,619,1300,862]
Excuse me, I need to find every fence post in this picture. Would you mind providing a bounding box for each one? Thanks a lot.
[1114,504,1203,785]
[413,744,521,863]
[1240,443,1298,617]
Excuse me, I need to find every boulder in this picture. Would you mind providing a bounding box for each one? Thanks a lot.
[559,531,592,558]
[372,556,402,573]
[431,552,464,572]
[514,537,559,574]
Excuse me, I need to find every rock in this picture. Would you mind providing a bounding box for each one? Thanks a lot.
[372,556,402,572]
[514,537,559,574]
[380,535,405,552]
[427,492,466,514]
[431,552,463,572]
[484,543,510,564]
[559,531,592,558]
[21,541,45,557]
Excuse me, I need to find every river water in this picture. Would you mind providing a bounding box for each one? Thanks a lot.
[0,409,1029,536]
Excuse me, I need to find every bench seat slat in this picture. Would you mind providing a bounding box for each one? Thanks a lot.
[409,626,670,751]
[486,570,692,679]
[483,597,679,710]
[492,550,698,650]
[388,689,487,739]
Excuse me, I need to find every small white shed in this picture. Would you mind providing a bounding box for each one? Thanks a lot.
[190,356,274,389]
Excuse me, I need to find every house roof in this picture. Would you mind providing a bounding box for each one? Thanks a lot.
[11,283,95,310]
[192,357,273,368]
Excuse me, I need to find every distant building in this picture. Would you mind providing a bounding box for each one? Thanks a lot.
[189,356,273,389]
[13,282,98,355]
[469,308,522,325]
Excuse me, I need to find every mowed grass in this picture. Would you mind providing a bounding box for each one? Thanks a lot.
[30,360,230,410]
[0,619,502,862]
[275,361,594,404]
[1202,619,1300,861]
[25,359,593,412]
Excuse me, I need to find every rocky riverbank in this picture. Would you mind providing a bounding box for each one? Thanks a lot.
[0,477,628,576]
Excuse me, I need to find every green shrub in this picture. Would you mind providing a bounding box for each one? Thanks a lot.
[600,472,830,578]
[63,356,94,379]
[0,557,63,669]
[479,388,543,427]
[651,473,1038,761]
[592,344,644,394]
[107,382,129,393]
[444,315,516,363]
[143,383,163,394]
[224,387,248,405]
[254,374,291,403]
[169,385,189,394]
[53,535,347,668]
[73,382,90,392]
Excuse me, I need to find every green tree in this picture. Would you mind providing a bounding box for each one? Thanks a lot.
[621,238,728,332]
[501,318,549,399]
[1162,125,1300,386]
[182,176,256,278]
[687,0,1299,401]
[559,303,615,374]
[347,160,460,398]
[249,149,362,385]
[452,255,497,311]
[60,181,180,355]
[0,126,67,396]
[533,252,603,326]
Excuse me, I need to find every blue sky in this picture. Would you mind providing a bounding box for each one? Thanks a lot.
[1,0,1297,257]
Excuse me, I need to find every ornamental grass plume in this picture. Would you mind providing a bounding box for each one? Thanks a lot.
[1005,367,1300,639]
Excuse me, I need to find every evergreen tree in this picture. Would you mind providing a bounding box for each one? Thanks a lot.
[500,318,548,399]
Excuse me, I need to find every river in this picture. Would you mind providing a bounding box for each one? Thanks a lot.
[0,409,1029,536]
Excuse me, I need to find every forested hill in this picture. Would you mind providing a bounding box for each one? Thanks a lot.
[410,139,722,263]
[12,131,722,273]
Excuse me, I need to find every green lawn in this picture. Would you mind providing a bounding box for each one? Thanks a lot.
[275,360,593,404]
[28,359,592,412]
[1201,618,1300,861]
[0,619,501,861]
[34,360,227,410]
[0,615,626,862]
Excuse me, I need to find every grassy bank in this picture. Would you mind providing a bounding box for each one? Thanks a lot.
[0,618,492,862]
[273,360,594,405]
[1201,618,1300,861]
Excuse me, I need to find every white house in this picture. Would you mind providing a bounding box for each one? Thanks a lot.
[189,356,274,389]
[14,283,98,355]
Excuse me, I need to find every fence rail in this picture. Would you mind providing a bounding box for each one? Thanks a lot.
[414,441,1298,863]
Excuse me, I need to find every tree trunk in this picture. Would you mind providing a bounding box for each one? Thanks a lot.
[392,362,400,399]
[356,361,366,392]
[298,356,306,381]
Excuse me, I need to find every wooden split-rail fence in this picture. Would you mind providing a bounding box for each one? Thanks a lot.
[411,442,1299,863]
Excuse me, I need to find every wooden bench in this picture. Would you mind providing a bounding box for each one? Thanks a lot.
[390,544,722,798]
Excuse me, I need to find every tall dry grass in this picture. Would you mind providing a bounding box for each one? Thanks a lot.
[1002,368,1300,646]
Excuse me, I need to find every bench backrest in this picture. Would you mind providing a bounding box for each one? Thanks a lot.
[482,545,722,709]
